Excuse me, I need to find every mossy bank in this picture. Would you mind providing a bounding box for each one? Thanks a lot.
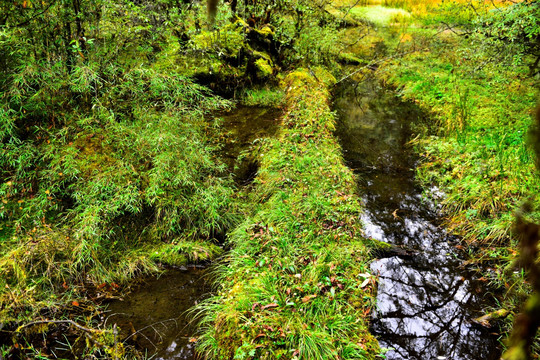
[195,69,380,359]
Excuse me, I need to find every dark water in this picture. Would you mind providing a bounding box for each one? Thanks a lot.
[218,106,282,184]
[105,267,207,359]
[334,78,501,360]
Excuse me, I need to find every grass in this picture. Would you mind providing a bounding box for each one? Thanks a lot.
[193,69,380,359]
[0,64,239,357]
[348,6,411,27]
[378,33,539,246]
[377,39,539,344]
[238,87,286,107]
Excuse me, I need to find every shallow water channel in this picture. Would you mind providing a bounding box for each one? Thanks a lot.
[334,78,501,360]
[104,106,281,359]
[105,267,207,359]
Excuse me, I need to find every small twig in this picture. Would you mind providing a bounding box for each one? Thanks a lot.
[468,1,481,18]
[489,0,502,11]
[339,0,364,22]
[440,21,473,36]
[335,48,425,85]
[123,318,178,342]
[307,65,320,83]
[113,324,118,360]
[17,319,96,334]
[14,0,57,28]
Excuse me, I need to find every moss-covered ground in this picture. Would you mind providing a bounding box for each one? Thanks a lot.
[195,69,380,359]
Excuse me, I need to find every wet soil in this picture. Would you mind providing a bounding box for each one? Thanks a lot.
[334,78,502,360]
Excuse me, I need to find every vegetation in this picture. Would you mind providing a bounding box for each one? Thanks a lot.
[195,69,379,360]
[0,1,242,356]
[0,0,539,358]
[335,0,540,355]
[0,0,380,358]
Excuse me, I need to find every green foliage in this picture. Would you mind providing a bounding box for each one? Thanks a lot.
[475,0,540,74]
[239,87,286,107]
[348,6,411,27]
[368,0,540,351]
[379,33,540,246]
[0,1,243,344]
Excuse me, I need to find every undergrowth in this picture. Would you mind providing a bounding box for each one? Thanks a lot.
[0,61,239,357]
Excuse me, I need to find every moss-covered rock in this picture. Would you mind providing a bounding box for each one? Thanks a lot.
[255,58,273,78]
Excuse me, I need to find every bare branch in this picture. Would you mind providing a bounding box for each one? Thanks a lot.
[335,48,425,85]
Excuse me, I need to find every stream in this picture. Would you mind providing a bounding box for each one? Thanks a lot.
[334,78,501,359]
[105,267,207,359]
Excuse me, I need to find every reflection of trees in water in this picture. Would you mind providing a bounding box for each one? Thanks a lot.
[336,78,500,360]
[372,256,496,360]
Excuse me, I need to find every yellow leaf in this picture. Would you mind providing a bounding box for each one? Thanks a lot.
[360,278,370,288]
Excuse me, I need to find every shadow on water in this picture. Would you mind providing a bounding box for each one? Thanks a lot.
[105,267,208,359]
[334,77,501,360]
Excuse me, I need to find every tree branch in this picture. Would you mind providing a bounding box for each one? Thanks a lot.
[16,319,97,334]
[14,0,57,28]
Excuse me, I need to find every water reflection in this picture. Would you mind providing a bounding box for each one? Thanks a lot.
[217,106,282,185]
[105,267,207,359]
[334,78,500,360]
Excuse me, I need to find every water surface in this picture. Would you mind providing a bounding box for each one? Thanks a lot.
[218,106,281,184]
[334,78,501,360]
[105,267,207,359]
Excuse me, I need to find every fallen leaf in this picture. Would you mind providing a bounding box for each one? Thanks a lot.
[261,303,279,311]
[360,278,370,288]
[302,294,317,303]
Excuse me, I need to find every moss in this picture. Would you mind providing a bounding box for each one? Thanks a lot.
[254,24,275,37]
[239,87,285,107]
[255,58,273,78]
[192,26,245,58]
[338,52,366,65]
[196,70,380,359]
[149,240,223,266]
[365,238,393,251]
